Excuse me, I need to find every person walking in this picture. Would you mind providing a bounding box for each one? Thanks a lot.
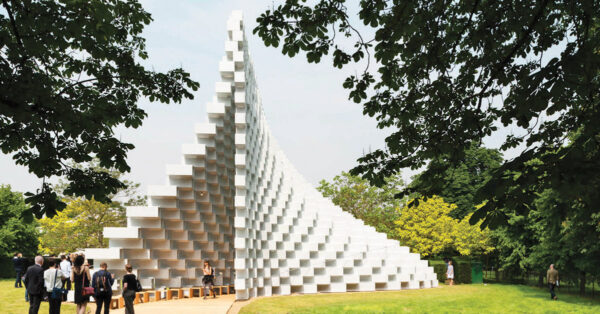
[24,256,45,314]
[71,255,91,314]
[202,260,216,299]
[13,252,24,288]
[446,260,455,286]
[547,264,559,300]
[59,255,72,301]
[44,259,67,314]
[122,264,138,314]
[92,262,115,314]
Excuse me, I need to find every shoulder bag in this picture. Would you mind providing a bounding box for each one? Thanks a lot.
[82,270,95,296]
[50,270,67,299]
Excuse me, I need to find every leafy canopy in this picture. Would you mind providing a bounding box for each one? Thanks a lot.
[254,0,600,228]
[396,196,493,257]
[0,185,39,257]
[410,145,503,219]
[38,198,125,255]
[0,0,198,219]
[38,159,145,255]
[317,171,404,237]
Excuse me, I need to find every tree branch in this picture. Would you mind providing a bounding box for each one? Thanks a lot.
[2,0,27,63]
[478,0,550,111]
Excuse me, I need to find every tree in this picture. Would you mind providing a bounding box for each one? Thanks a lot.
[410,145,503,219]
[254,0,600,228]
[38,198,125,255]
[395,196,493,257]
[317,172,404,238]
[492,188,600,293]
[53,158,147,207]
[38,159,145,255]
[0,0,199,219]
[0,185,39,257]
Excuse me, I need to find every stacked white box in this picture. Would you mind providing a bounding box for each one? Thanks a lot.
[85,10,438,300]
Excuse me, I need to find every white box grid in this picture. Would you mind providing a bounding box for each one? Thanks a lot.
[85,11,438,300]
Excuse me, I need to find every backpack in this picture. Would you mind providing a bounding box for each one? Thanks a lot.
[135,278,142,292]
[95,271,111,296]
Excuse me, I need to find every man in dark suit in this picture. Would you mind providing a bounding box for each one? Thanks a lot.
[24,256,45,314]
[13,252,24,288]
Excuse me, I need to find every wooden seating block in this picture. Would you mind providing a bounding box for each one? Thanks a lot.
[166,289,175,300]
[133,292,143,304]
[143,291,150,303]
[152,290,162,301]
[110,297,120,309]
[189,287,202,298]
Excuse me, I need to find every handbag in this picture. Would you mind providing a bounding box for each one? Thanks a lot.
[81,270,95,296]
[135,278,143,292]
[50,270,67,300]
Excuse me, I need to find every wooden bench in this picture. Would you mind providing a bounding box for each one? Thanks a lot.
[108,285,234,308]
[188,287,202,298]
[150,290,162,301]
[110,296,121,309]
[166,288,183,300]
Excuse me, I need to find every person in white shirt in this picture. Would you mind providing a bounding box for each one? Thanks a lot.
[59,255,72,301]
[446,260,455,286]
[44,259,67,314]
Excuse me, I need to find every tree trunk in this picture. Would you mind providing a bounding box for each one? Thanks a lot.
[538,272,544,287]
[580,271,586,296]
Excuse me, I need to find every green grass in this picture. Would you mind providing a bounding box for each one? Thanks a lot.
[240,284,600,313]
[0,279,77,314]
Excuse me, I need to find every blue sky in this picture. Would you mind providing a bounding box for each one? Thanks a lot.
[0,1,391,194]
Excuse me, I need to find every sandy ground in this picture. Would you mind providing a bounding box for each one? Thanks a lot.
[85,294,236,314]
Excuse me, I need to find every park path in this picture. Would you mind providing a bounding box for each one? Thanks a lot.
[87,295,236,314]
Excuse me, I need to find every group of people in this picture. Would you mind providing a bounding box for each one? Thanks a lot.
[15,252,218,314]
[16,253,138,314]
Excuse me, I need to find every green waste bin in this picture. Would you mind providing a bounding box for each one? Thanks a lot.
[471,261,483,284]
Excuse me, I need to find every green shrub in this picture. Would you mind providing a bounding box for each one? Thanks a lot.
[455,260,472,284]
[0,256,13,278]
[427,259,472,284]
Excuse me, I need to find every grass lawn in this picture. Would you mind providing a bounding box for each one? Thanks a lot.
[0,279,77,314]
[239,284,600,313]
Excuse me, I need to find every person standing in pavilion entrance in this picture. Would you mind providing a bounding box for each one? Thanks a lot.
[202,260,216,299]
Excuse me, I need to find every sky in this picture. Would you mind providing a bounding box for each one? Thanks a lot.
[0,0,393,195]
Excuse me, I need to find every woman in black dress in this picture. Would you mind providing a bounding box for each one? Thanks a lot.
[71,254,91,314]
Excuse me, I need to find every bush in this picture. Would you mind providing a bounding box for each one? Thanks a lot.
[455,260,472,284]
[428,259,472,284]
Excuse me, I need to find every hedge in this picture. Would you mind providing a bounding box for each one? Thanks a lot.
[428,259,472,284]
[0,256,13,278]
[0,256,35,278]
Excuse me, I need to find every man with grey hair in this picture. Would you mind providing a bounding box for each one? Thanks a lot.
[24,256,45,314]
[547,264,559,300]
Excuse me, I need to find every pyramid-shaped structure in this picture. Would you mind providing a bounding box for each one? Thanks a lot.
[86,11,438,300]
